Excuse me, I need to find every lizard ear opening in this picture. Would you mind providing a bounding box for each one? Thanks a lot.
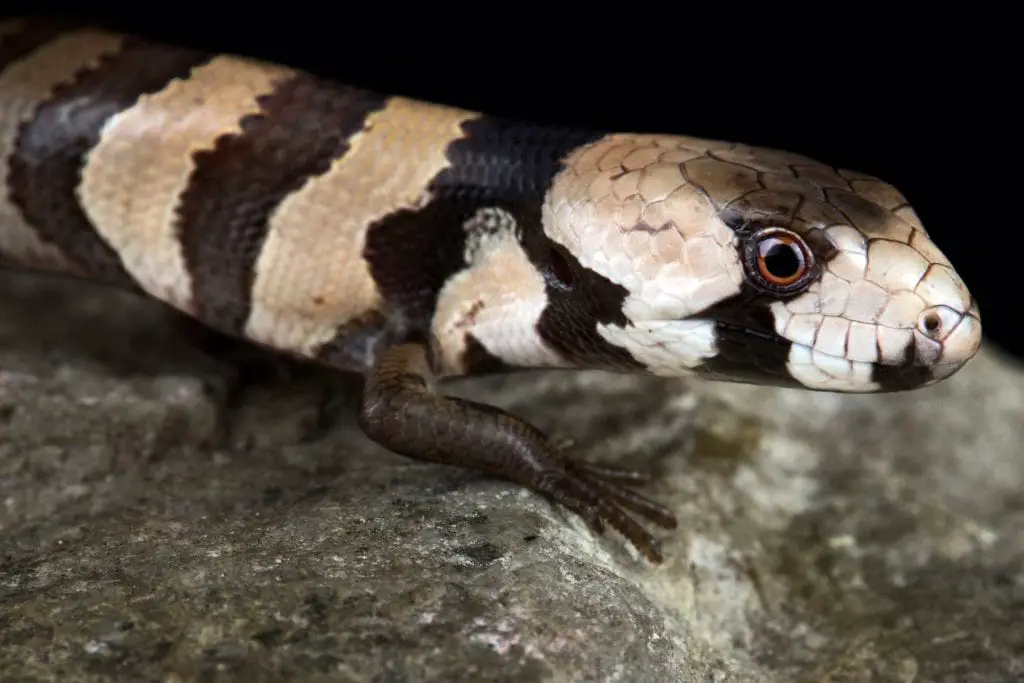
[546,244,577,290]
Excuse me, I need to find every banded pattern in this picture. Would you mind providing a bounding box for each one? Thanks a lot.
[0,19,982,563]
[543,134,982,391]
[0,24,134,275]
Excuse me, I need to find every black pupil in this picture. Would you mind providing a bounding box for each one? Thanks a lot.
[762,240,801,278]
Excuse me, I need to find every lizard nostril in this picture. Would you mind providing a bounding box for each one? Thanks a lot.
[918,305,963,341]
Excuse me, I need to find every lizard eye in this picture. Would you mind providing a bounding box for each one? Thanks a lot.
[745,227,814,293]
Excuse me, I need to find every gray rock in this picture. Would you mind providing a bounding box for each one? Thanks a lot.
[1,270,1021,683]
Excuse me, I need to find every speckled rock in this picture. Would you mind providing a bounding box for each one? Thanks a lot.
[1,270,1022,683]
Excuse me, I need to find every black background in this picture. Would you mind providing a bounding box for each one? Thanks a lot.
[5,5,1018,365]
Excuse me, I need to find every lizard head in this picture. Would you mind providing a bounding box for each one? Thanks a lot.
[541,133,981,392]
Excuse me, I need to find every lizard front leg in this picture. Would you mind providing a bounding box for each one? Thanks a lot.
[357,341,679,563]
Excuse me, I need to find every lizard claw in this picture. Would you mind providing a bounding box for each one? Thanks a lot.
[535,443,678,564]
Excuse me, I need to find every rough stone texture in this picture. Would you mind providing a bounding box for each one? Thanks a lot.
[1,269,1021,683]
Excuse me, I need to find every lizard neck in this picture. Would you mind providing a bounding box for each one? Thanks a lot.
[430,203,569,377]
[364,114,610,375]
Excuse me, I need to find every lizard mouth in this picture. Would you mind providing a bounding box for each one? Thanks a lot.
[705,320,935,392]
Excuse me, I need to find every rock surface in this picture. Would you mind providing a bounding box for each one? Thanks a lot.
[1,270,1022,683]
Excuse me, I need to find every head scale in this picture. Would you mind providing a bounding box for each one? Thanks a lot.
[541,133,981,392]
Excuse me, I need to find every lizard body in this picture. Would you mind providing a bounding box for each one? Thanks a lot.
[0,19,982,562]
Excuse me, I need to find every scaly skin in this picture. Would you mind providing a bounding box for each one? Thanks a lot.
[0,19,982,562]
